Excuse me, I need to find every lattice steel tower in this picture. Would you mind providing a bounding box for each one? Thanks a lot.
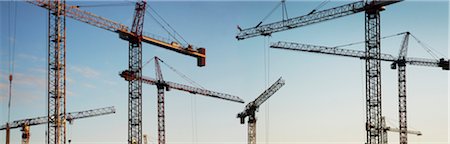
[47,0,66,143]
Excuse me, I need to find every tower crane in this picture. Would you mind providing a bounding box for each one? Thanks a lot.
[127,1,146,144]
[26,1,208,144]
[27,0,206,66]
[237,77,285,144]
[270,39,448,143]
[1,106,116,144]
[236,1,402,143]
[45,1,67,144]
[381,116,422,144]
[119,57,244,144]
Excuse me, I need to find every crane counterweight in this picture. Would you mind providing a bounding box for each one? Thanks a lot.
[438,58,449,70]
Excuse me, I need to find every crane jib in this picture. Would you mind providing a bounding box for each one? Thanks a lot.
[270,41,448,70]
[0,106,116,130]
[27,0,207,67]
[235,0,402,40]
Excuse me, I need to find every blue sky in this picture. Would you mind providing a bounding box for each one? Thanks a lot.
[0,0,448,143]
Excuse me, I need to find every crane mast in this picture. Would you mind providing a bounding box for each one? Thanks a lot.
[237,77,285,144]
[270,40,448,144]
[364,3,384,143]
[396,32,410,144]
[26,1,209,144]
[46,0,67,144]
[120,57,244,144]
[127,1,146,144]
[5,123,10,144]
[236,1,402,143]
[381,116,422,144]
[27,0,206,66]
[154,57,166,144]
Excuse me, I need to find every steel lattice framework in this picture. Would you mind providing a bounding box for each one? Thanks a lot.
[47,0,66,144]
[365,6,382,144]
[27,0,206,66]
[0,107,115,144]
[127,1,146,144]
[120,57,244,144]
[237,77,285,144]
[236,1,402,143]
[270,41,448,68]
[270,39,449,144]
[0,107,116,130]
[26,1,210,144]
[235,1,401,40]
[381,116,422,144]
[154,57,166,144]
[397,32,409,144]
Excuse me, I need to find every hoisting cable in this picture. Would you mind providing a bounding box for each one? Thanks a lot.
[145,9,183,45]
[385,117,397,129]
[7,1,18,125]
[409,34,447,59]
[157,58,200,143]
[255,1,283,28]
[264,36,272,144]
[158,58,204,89]
[308,0,330,15]
[151,58,200,143]
[147,5,189,45]
[142,57,155,69]
[333,32,408,48]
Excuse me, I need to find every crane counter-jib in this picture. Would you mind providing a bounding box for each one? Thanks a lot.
[117,29,206,66]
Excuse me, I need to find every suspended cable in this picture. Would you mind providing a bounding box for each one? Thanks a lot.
[7,0,12,124]
[147,5,189,45]
[334,32,408,48]
[7,1,18,124]
[267,37,271,87]
[158,59,205,89]
[256,1,283,28]
[410,34,447,59]
[308,0,330,15]
[145,10,183,45]
[142,57,155,69]
[385,117,394,127]
[156,58,200,143]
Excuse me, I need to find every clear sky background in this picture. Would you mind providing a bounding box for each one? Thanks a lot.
[0,0,448,144]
